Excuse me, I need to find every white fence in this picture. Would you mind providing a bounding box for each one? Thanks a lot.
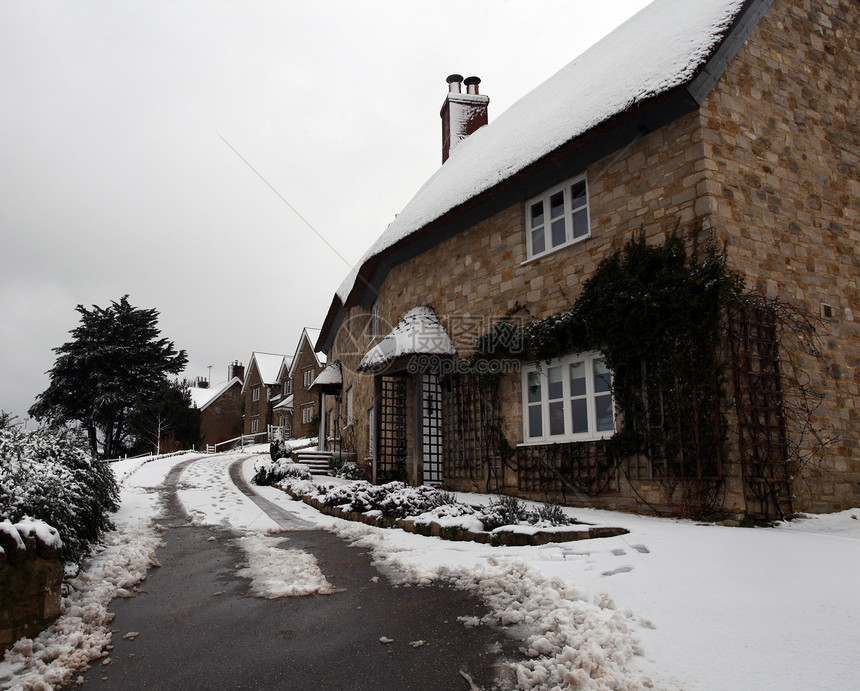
[205,431,270,455]
[105,449,191,464]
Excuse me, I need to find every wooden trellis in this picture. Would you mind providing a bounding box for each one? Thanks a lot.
[442,373,503,491]
[728,305,791,518]
[516,441,620,499]
[375,375,408,483]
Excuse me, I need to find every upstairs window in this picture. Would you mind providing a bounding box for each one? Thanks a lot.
[345,386,354,426]
[303,369,315,388]
[526,173,589,260]
[371,300,380,339]
[252,386,260,402]
[522,351,614,444]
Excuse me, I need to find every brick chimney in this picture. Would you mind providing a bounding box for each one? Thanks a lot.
[228,361,245,382]
[440,75,489,163]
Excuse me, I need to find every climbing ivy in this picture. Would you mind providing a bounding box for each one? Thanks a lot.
[474,230,747,513]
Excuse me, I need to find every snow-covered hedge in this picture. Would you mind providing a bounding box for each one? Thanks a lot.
[268,436,317,462]
[252,457,313,486]
[281,477,578,532]
[0,415,119,565]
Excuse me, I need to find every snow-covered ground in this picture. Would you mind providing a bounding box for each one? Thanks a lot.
[3,449,858,690]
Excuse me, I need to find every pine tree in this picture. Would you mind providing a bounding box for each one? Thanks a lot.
[29,296,188,458]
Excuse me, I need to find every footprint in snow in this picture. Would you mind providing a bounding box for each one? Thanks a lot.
[611,548,626,556]
[631,544,650,554]
[601,566,634,577]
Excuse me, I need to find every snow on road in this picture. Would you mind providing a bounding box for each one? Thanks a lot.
[3,448,859,690]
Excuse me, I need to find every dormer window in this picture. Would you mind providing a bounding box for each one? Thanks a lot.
[526,173,589,260]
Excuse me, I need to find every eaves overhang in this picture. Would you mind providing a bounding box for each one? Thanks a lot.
[316,0,770,354]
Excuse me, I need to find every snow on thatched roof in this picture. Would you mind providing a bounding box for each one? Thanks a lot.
[335,0,745,305]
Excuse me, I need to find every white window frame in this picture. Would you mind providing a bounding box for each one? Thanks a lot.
[371,300,380,339]
[251,385,260,402]
[521,351,614,444]
[524,173,590,261]
[303,369,314,388]
[345,385,354,427]
[302,404,314,425]
[250,418,259,434]
[367,404,375,460]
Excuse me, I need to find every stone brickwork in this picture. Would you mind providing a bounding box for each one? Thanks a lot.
[328,0,858,514]
[0,527,63,652]
[242,364,265,436]
[292,339,324,439]
[199,380,243,447]
[700,0,859,512]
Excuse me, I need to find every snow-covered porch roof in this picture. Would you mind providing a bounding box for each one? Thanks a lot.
[358,306,456,374]
[309,360,343,393]
[273,393,294,411]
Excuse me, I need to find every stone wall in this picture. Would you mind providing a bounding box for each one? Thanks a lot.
[327,0,859,514]
[199,381,243,447]
[242,364,265,435]
[700,0,859,512]
[0,523,63,652]
[292,343,324,439]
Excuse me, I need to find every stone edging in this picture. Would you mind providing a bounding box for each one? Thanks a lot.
[292,492,628,546]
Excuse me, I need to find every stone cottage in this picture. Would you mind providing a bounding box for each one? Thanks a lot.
[241,352,289,437]
[314,0,858,518]
[190,361,245,449]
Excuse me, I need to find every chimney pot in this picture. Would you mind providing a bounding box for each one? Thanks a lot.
[440,74,489,163]
[446,74,463,93]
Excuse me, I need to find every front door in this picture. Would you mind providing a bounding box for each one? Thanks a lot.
[421,374,443,484]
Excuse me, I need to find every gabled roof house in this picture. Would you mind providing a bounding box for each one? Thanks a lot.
[315,0,858,517]
[272,328,327,440]
[190,361,245,449]
[242,352,290,437]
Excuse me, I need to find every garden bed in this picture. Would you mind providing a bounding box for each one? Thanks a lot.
[254,458,629,546]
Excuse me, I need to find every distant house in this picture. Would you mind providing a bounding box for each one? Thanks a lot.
[190,361,245,449]
[314,0,859,517]
[241,352,290,437]
[288,328,326,439]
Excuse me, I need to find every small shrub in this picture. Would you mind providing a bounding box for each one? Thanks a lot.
[478,495,530,531]
[252,457,311,485]
[532,502,575,526]
[332,461,366,481]
[269,437,288,462]
[428,490,459,508]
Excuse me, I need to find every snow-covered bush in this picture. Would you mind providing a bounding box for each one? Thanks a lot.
[252,457,312,485]
[340,482,391,513]
[283,475,578,532]
[533,502,574,526]
[378,484,451,519]
[328,453,368,481]
[478,495,531,531]
[269,436,287,462]
[478,496,578,531]
[0,414,119,565]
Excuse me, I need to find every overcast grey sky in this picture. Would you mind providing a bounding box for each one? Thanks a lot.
[1,0,652,422]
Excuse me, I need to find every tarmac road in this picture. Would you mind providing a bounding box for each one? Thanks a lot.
[63,457,519,691]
